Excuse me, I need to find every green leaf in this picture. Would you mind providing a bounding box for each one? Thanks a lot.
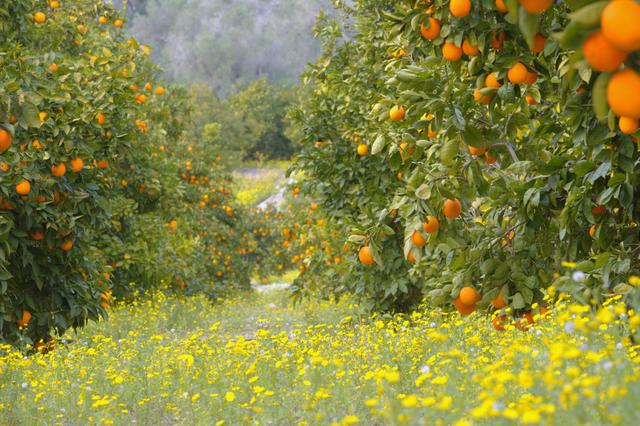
[569,1,609,27]
[518,9,539,46]
[439,139,459,165]
[415,183,432,200]
[463,125,484,148]
[371,134,386,155]
[592,72,611,122]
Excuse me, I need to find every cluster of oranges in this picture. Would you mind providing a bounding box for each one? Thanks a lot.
[581,0,640,134]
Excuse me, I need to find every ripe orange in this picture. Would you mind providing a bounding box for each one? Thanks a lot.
[407,250,416,264]
[51,163,66,177]
[592,205,606,216]
[357,144,369,156]
[484,152,497,164]
[16,180,31,195]
[450,0,471,18]
[443,198,462,218]
[516,312,534,331]
[462,39,479,56]
[601,0,640,52]
[531,33,546,53]
[50,1,60,8]
[583,31,628,72]
[49,63,59,73]
[0,127,12,152]
[507,62,528,84]
[16,310,32,328]
[358,246,374,265]
[607,69,640,119]
[99,16,107,24]
[473,88,492,104]
[468,145,486,156]
[524,71,538,85]
[490,291,506,308]
[422,216,439,234]
[492,314,507,331]
[459,286,479,306]
[453,296,475,316]
[412,230,426,247]
[495,0,508,12]
[70,158,84,172]
[155,86,165,95]
[114,19,123,28]
[485,72,501,89]
[0,162,9,172]
[145,82,153,91]
[389,105,405,121]
[619,116,639,134]
[420,18,441,41]
[34,12,46,24]
[31,230,45,241]
[442,42,463,61]
[60,239,74,251]
[589,224,597,238]
[525,94,536,105]
[490,31,506,50]
[518,0,553,14]
[97,159,109,169]
[96,112,106,124]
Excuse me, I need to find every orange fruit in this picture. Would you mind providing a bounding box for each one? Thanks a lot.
[145,82,153,91]
[525,94,536,105]
[518,0,553,14]
[99,16,107,24]
[422,216,440,234]
[453,296,475,316]
[490,290,506,308]
[70,158,84,172]
[450,0,471,18]
[462,39,479,56]
[608,69,640,118]
[16,180,31,195]
[490,31,506,50]
[492,314,507,331]
[459,286,479,306]
[412,230,427,247]
[583,31,628,72]
[60,239,74,251]
[389,105,405,121]
[589,224,597,238]
[484,152,497,164]
[34,12,46,24]
[601,0,640,52]
[473,88,492,104]
[51,163,66,177]
[357,144,369,156]
[96,112,106,125]
[442,42,463,61]
[31,230,45,241]
[114,19,123,28]
[485,72,501,89]
[468,145,487,156]
[443,199,462,218]
[0,162,9,172]
[619,116,639,134]
[495,0,508,12]
[531,33,546,53]
[0,127,12,152]
[420,18,441,41]
[407,250,416,264]
[358,246,374,265]
[50,1,60,8]
[49,63,59,73]
[524,71,538,85]
[592,205,606,216]
[516,312,534,331]
[97,159,109,169]
[507,62,528,84]
[155,86,165,95]
[16,310,32,328]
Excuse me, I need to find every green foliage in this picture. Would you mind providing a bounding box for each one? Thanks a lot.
[289,0,640,314]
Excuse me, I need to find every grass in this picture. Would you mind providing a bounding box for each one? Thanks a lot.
[1,290,639,425]
[232,160,290,207]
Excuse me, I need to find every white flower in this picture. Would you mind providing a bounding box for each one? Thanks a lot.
[571,271,585,282]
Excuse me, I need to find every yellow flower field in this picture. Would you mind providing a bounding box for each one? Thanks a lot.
[1,288,639,425]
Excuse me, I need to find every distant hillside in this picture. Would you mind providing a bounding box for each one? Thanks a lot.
[112,0,333,96]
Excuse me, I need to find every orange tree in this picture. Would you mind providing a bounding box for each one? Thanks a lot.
[290,0,640,318]
[0,0,259,347]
